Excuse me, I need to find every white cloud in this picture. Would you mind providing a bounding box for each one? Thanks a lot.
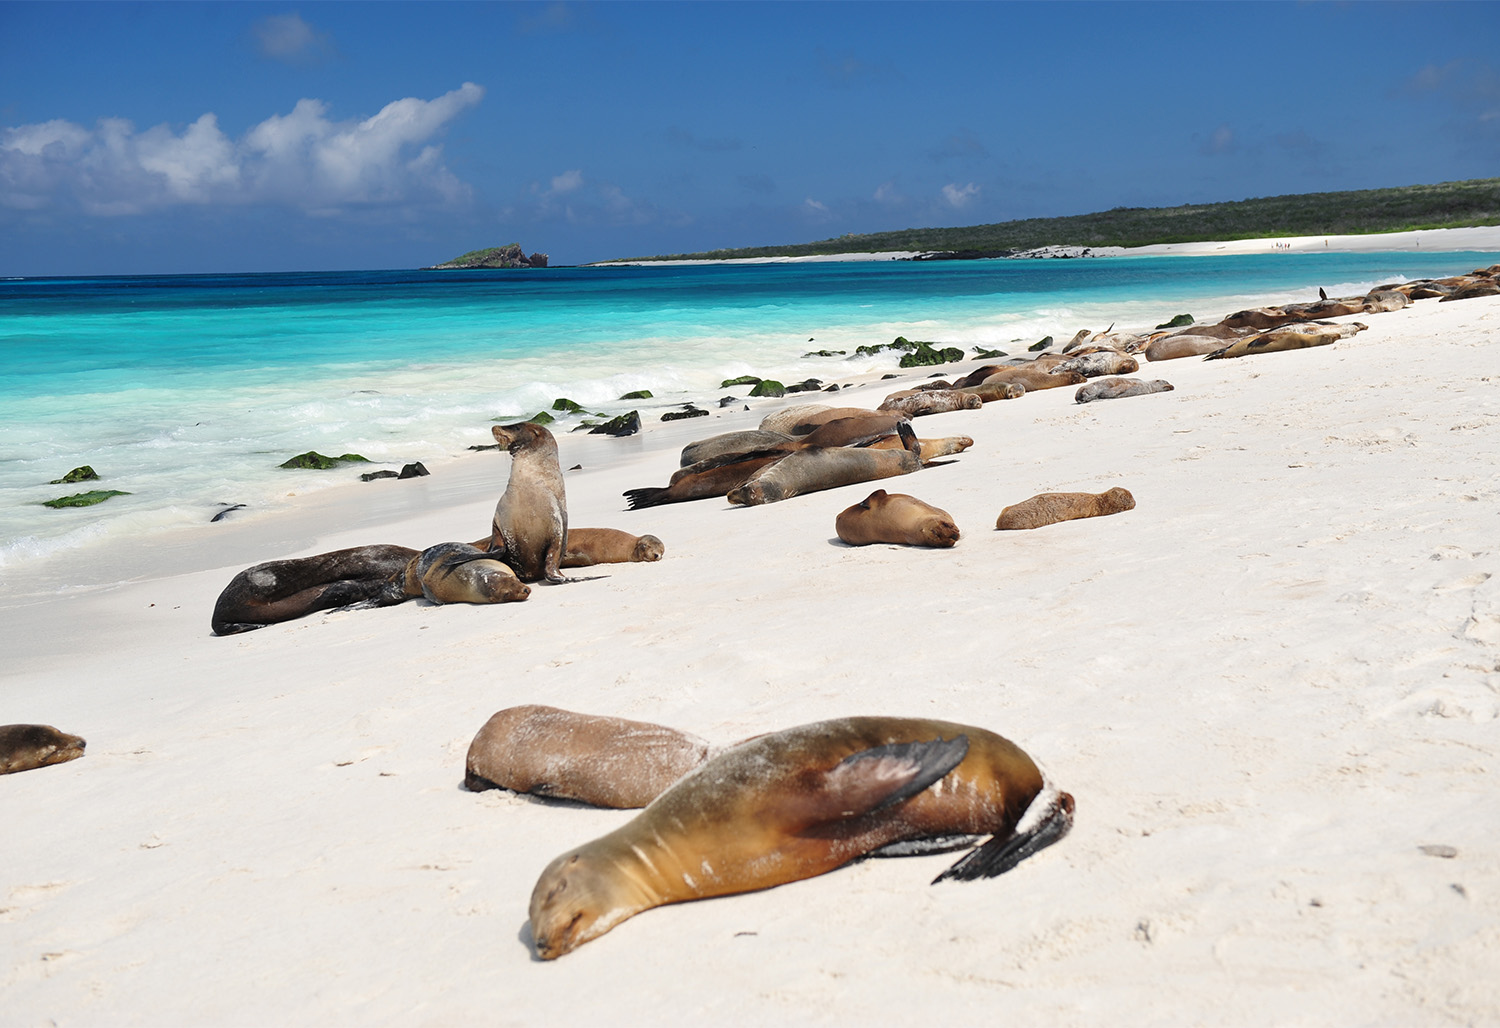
[804,197,829,214]
[0,84,484,216]
[253,13,333,64]
[547,169,584,195]
[874,181,904,205]
[941,182,979,208]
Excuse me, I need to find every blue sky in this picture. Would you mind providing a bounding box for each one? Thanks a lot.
[2,1,1496,275]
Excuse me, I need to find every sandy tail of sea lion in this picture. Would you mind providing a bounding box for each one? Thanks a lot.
[933,779,1075,883]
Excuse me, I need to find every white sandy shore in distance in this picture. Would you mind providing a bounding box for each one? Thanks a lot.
[4,240,1500,1024]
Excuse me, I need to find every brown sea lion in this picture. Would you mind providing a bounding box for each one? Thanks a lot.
[1144,334,1229,361]
[680,430,794,467]
[1203,321,1366,360]
[996,487,1135,530]
[406,542,530,604]
[0,724,87,775]
[969,366,1086,392]
[528,715,1074,959]
[958,379,1027,403]
[757,404,834,435]
[1074,377,1175,403]
[624,450,790,509]
[211,543,420,635]
[465,705,709,808]
[777,407,907,436]
[1051,351,1139,378]
[563,528,664,566]
[869,434,974,460]
[1441,279,1500,301]
[836,490,960,547]
[876,390,983,417]
[490,422,568,583]
[728,444,922,506]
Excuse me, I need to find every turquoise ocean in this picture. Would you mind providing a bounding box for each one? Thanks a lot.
[2,250,1494,581]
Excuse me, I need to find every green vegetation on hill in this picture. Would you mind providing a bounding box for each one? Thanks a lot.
[604,178,1500,262]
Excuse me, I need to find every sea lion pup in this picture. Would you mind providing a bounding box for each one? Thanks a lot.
[1203,321,1367,360]
[728,437,923,507]
[406,542,530,605]
[528,715,1074,959]
[0,724,86,775]
[996,487,1135,530]
[562,528,664,567]
[465,705,709,808]
[489,422,568,583]
[211,543,420,635]
[836,490,960,547]
[1075,377,1175,403]
[1051,351,1139,378]
[875,390,983,417]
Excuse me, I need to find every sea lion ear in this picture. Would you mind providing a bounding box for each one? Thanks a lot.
[790,735,970,827]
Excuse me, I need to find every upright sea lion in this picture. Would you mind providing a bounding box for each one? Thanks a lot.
[996,487,1135,530]
[490,423,568,583]
[1074,377,1175,403]
[465,705,710,808]
[0,724,87,775]
[527,715,1073,959]
[836,490,960,547]
[407,542,530,605]
[562,528,664,566]
[728,443,922,507]
[211,544,419,635]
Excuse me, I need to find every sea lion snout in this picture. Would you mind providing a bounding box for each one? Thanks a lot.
[530,850,632,961]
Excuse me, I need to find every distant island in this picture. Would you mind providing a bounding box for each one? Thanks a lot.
[424,243,548,270]
[600,177,1500,263]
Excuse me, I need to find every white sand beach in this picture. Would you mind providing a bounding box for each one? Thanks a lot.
[4,251,1500,1024]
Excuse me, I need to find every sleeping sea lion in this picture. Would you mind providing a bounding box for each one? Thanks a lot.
[528,715,1073,959]
[727,440,922,507]
[407,542,530,605]
[876,390,983,417]
[0,724,87,775]
[490,423,568,583]
[836,490,960,547]
[1074,377,1175,403]
[563,528,664,566]
[211,544,419,635]
[465,705,710,807]
[680,430,794,467]
[966,366,1086,393]
[996,487,1135,530]
[957,379,1026,403]
[1203,321,1366,360]
[1051,351,1139,378]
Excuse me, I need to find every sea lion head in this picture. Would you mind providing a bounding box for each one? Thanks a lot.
[491,422,558,456]
[631,534,665,562]
[0,725,86,775]
[529,847,647,960]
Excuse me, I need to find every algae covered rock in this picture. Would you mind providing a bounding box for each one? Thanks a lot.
[527,411,556,425]
[552,398,585,413]
[661,406,710,422]
[748,380,786,397]
[1028,335,1054,352]
[898,341,965,368]
[1156,314,1195,330]
[279,451,371,470]
[42,489,131,508]
[619,389,654,400]
[50,466,100,485]
[720,375,762,388]
[590,411,642,437]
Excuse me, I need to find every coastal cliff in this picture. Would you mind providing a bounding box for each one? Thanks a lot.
[425,243,548,270]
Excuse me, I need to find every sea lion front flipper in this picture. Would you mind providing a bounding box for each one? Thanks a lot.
[796,735,970,826]
[869,834,985,858]
[933,788,1075,883]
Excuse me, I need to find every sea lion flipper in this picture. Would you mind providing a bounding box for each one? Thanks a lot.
[809,735,970,823]
[933,788,1075,883]
[869,834,985,858]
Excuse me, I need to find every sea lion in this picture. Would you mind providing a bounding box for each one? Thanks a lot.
[528,715,1074,959]
[465,705,710,807]
[0,724,87,775]
[967,366,1086,393]
[680,430,794,467]
[406,542,530,605]
[836,490,960,547]
[1051,351,1139,378]
[876,390,983,417]
[869,434,974,460]
[1144,334,1229,361]
[996,487,1136,530]
[769,406,907,436]
[211,543,420,635]
[563,528,664,566]
[1441,279,1500,301]
[757,404,834,434]
[958,379,1027,403]
[728,444,922,507]
[625,450,790,509]
[490,422,568,583]
[1074,377,1175,403]
[1203,321,1366,360]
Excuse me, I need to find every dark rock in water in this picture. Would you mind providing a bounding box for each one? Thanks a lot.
[42,489,130,508]
[569,464,582,471]
[528,411,555,425]
[721,375,761,388]
[591,411,641,437]
[1028,336,1054,352]
[620,389,653,400]
[280,451,370,470]
[398,462,430,479]
[972,347,1007,359]
[661,406,710,422]
[824,383,841,392]
[803,349,846,358]
[50,465,100,485]
[718,395,738,408]
[361,470,400,482]
[749,380,786,397]
[552,398,585,413]
[889,336,918,352]
[784,378,824,393]
[1156,314,1195,330]
[899,341,965,368]
[881,373,899,380]
[211,503,246,522]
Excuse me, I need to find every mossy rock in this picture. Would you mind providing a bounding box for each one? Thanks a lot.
[1028,335,1055,352]
[749,380,786,397]
[889,336,918,352]
[551,398,585,413]
[42,489,130,508]
[527,411,555,425]
[898,341,965,368]
[784,378,824,393]
[972,347,1008,359]
[720,375,762,388]
[590,411,641,437]
[619,389,653,400]
[1155,314,1195,330]
[279,451,371,470]
[50,465,100,485]
[802,349,846,358]
[661,407,710,422]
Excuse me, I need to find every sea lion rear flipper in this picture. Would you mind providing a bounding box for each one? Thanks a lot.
[798,735,970,826]
[897,420,921,458]
[933,788,1075,883]
[869,834,985,858]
